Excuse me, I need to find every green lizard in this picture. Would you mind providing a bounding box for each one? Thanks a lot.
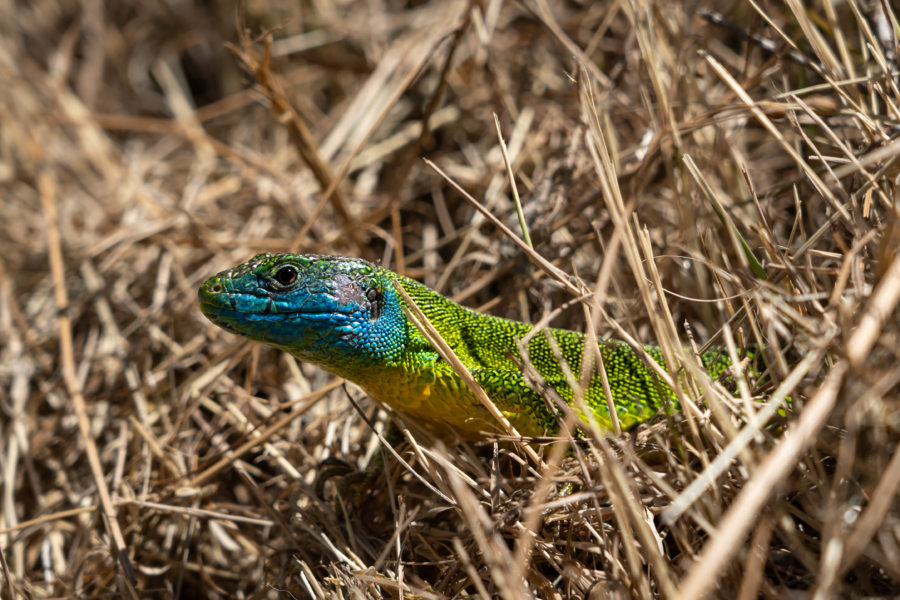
[198,253,751,439]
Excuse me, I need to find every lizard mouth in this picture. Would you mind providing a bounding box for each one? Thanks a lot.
[198,303,354,346]
[198,284,353,320]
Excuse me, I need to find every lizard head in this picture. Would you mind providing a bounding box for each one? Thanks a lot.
[198,253,408,372]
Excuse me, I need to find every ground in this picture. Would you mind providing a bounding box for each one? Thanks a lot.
[2,1,900,598]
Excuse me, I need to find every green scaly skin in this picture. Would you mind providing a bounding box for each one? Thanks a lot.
[198,253,748,439]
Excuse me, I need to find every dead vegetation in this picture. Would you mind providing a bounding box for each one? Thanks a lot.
[2,0,900,598]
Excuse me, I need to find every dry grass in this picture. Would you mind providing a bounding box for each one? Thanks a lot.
[2,0,900,598]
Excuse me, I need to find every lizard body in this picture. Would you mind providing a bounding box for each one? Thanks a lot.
[198,253,747,438]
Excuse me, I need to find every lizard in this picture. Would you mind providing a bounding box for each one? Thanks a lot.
[197,253,753,439]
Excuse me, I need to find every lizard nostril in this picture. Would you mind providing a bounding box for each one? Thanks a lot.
[210,282,223,293]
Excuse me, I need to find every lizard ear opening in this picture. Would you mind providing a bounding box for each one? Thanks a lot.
[366,287,382,321]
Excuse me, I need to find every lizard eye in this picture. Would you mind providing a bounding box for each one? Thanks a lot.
[274,265,298,286]
[366,288,379,302]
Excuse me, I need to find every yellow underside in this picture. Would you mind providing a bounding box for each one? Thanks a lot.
[356,366,542,439]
